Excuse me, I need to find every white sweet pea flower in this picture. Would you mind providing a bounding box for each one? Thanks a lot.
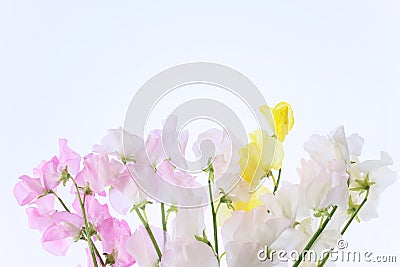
[296,215,342,259]
[298,159,349,211]
[161,239,219,267]
[349,151,396,221]
[221,207,301,267]
[161,208,218,267]
[260,183,307,223]
[93,127,144,163]
[171,207,206,240]
[304,125,364,169]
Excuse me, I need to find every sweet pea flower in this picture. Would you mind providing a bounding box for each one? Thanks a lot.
[14,157,60,206]
[296,215,342,258]
[216,180,270,226]
[35,156,61,191]
[97,218,135,267]
[26,194,56,232]
[260,102,294,142]
[108,169,147,215]
[298,159,349,211]
[75,153,114,194]
[126,226,169,267]
[93,127,144,163]
[349,152,396,221]
[192,128,233,173]
[171,207,205,240]
[14,139,81,206]
[58,138,81,175]
[304,126,364,170]
[161,207,218,267]
[161,240,219,267]
[146,117,189,169]
[72,195,112,229]
[260,183,307,223]
[231,184,270,212]
[41,211,84,256]
[221,206,300,266]
[239,130,283,190]
[14,175,45,206]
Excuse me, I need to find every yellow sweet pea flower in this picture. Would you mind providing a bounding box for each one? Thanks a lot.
[238,130,283,190]
[217,184,270,224]
[260,102,294,142]
[232,185,270,212]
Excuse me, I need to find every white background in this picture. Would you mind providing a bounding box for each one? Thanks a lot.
[0,1,399,266]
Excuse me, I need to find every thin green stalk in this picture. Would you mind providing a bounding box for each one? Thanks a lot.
[341,190,369,234]
[93,242,105,267]
[215,201,222,214]
[51,191,70,212]
[318,190,370,267]
[134,208,162,261]
[292,205,338,267]
[273,169,282,194]
[74,181,99,267]
[207,166,219,265]
[161,202,167,248]
[161,203,167,232]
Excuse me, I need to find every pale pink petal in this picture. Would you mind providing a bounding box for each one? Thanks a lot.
[13,175,44,206]
[59,138,81,175]
[41,212,83,256]
[98,218,135,266]
[40,156,60,190]
[126,226,169,267]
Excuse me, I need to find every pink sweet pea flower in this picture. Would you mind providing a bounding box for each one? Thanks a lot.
[26,194,56,232]
[75,153,113,194]
[14,156,60,206]
[97,218,135,267]
[35,156,60,191]
[146,117,189,169]
[58,138,81,175]
[14,138,81,206]
[92,127,144,162]
[14,175,44,206]
[126,226,169,267]
[108,169,147,215]
[156,160,197,187]
[41,211,84,256]
[72,195,112,229]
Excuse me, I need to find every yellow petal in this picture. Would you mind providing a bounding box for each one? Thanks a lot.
[272,102,294,142]
[238,130,282,189]
[233,186,271,212]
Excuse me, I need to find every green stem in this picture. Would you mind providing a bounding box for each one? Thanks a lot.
[161,202,167,249]
[341,189,369,235]
[292,205,338,267]
[207,166,219,265]
[93,242,105,267]
[161,203,167,232]
[134,208,162,261]
[273,169,282,194]
[318,190,370,267]
[215,201,222,214]
[51,191,71,212]
[73,181,99,267]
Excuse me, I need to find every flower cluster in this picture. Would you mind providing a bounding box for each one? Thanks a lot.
[14,102,396,267]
